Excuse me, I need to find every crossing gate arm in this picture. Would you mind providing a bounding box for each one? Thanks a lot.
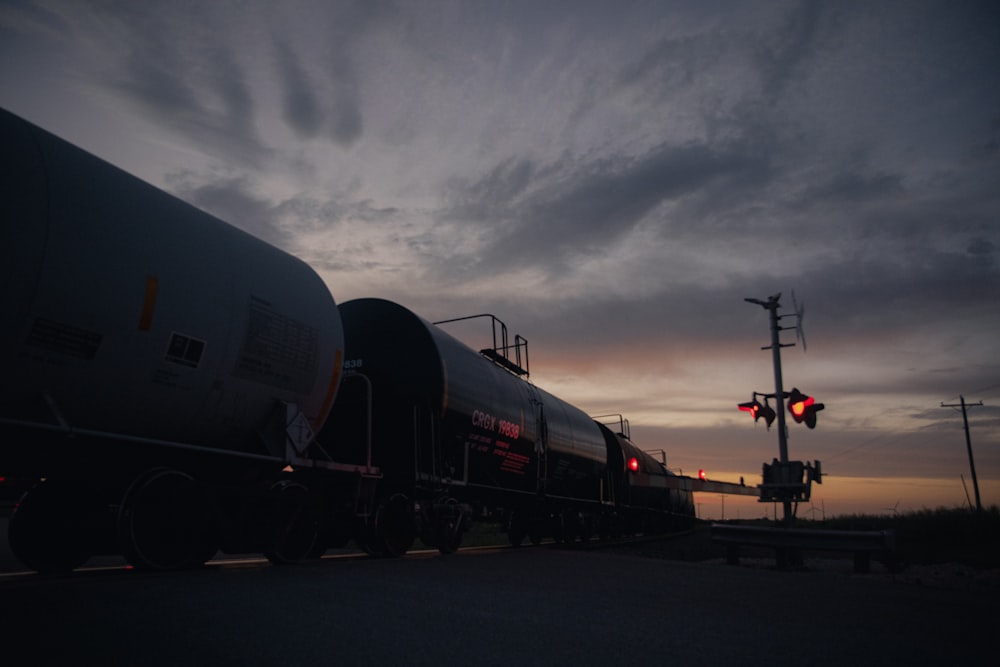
[665,476,760,497]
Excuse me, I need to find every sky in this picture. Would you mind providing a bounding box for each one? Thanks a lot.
[2,0,998,519]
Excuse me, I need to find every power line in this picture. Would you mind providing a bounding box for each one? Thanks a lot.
[823,428,915,464]
[942,383,1000,404]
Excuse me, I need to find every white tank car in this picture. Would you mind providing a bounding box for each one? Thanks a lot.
[0,107,344,456]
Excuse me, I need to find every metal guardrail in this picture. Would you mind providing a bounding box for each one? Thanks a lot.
[710,524,897,573]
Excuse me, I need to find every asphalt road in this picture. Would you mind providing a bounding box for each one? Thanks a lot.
[1,527,994,666]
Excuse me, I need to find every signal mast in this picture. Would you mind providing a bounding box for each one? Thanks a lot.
[742,292,822,524]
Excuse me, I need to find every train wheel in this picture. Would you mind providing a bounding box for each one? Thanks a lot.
[8,479,97,574]
[598,513,621,540]
[579,515,593,542]
[550,513,566,544]
[355,515,386,556]
[262,481,318,565]
[317,510,354,551]
[562,511,579,544]
[118,468,217,571]
[529,519,544,545]
[434,497,464,555]
[507,512,526,547]
[375,493,415,557]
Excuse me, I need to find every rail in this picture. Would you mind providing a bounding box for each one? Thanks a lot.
[710,523,897,573]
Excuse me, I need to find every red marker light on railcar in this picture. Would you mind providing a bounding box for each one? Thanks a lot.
[628,457,639,472]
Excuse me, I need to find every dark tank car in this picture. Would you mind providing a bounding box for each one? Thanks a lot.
[317,298,694,554]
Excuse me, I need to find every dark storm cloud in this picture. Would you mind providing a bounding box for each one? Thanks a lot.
[165,167,403,252]
[325,48,363,148]
[967,238,995,260]
[427,150,1000,371]
[273,36,363,148]
[116,43,261,158]
[297,0,390,148]
[611,0,826,124]
[269,0,387,148]
[796,169,904,205]
[0,0,71,43]
[754,0,824,100]
[81,3,270,164]
[445,139,772,272]
[273,38,323,140]
[166,172,292,249]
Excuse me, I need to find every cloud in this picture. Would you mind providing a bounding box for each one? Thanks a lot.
[754,0,824,100]
[21,2,275,164]
[323,45,363,148]
[273,34,363,148]
[113,42,261,158]
[442,138,773,278]
[166,171,292,249]
[270,0,386,148]
[273,38,323,140]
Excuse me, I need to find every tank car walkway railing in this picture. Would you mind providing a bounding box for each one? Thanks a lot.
[434,313,530,377]
[710,524,897,573]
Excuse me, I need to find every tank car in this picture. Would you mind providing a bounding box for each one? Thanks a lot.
[1,107,345,572]
[318,298,694,554]
[317,299,609,553]
[602,424,695,534]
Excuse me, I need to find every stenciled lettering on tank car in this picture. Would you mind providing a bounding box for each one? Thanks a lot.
[497,419,520,440]
[471,408,497,432]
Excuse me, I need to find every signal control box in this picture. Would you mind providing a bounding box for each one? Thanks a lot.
[759,459,821,503]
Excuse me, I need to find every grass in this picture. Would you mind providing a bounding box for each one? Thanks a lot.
[457,517,509,547]
[815,505,1000,568]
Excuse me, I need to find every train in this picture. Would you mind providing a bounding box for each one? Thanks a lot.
[1,107,698,573]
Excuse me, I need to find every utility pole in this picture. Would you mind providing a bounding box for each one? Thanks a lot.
[941,396,984,512]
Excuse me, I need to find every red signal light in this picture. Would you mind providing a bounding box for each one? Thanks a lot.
[738,399,776,428]
[786,388,824,428]
[698,469,706,481]
[790,397,812,417]
[628,457,639,472]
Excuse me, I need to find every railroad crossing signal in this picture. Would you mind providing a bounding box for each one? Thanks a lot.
[787,388,824,429]
[738,399,777,428]
[743,292,824,525]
